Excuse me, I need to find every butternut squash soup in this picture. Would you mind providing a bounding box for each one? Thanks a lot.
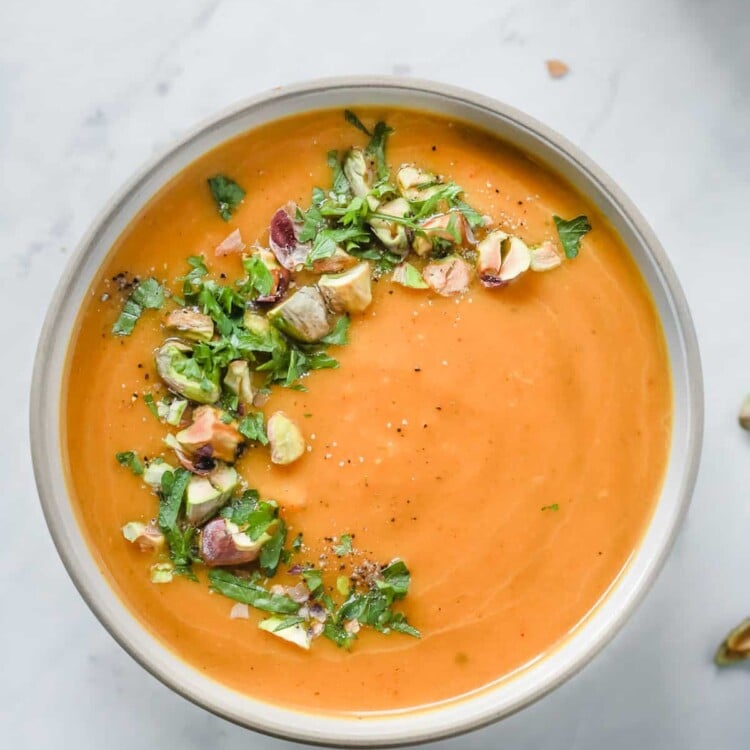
[64,107,671,714]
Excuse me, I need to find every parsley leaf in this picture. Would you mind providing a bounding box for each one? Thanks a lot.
[158,468,191,532]
[394,263,429,289]
[238,412,268,444]
[344,109,372,136]
[131,278,165,309]
[333,533,353,556]
[260,518,287,577]
[207,175,246,221]
[320,316,350,346]
[112,278,165,336]
[239,255,274,299]
[366,121,394,181]
[220,490,261,526]
[115,451,144,475]
[301,568,323,594]
[208,569,299,614]
[327,150,351,196]
[541,503,560,512]
[553,215,591,259]
[291,533,303,551]
[143,393,159,419]
[376,559,411,599]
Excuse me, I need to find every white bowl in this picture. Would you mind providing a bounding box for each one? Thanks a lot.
[30,77,703,747]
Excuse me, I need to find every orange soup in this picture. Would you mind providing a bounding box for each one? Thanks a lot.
[64,107,671,714]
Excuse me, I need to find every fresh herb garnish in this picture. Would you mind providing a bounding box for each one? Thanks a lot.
[344,109,372,136]
[158,468,191,531]
[553,214,591,259]
[260,518,287,577]
[208,569,300,614]
[333,533,353,556]
[207,175,246,221]
[115,451,144,475]
[112,278,165,336]
[238,412,268,444]
[239,255,274,299]
[143,393,159,419]
[320,316,350,345]
[541,503,560,512]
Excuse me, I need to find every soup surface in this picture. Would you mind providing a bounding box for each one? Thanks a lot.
[64,107,671,714]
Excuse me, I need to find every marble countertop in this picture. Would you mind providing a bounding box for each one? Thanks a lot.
[3,0,749,746]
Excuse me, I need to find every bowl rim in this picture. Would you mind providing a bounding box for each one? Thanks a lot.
[30,75,703,747]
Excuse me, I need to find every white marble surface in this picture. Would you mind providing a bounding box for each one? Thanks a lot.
[2,0,750,746]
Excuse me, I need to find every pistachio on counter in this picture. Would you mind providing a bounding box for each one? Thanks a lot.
[738,395,750,431]
[715,617,750,666]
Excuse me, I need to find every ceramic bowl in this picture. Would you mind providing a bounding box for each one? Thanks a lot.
[30,77,703,747]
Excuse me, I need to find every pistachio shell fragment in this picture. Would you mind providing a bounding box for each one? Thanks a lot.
[176,405,244,464]
[258,617,312,650]
[122,521,165,552]
[530,240,562,272]
[267,286,332,343]
[412,211,473,256]
[715,617,750,666]
[200,517,270,566]
[164,308,214,342]
[155,341,220,404]
[738,395,750,431]
[370,197,410,256]
[224,360,255,405]
[422,255,472,296]
[267,411,306,465]
[318,262,373,314]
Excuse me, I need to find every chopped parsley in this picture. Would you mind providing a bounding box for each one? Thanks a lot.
[541,503,560,512]
[115,451,144,475]
[207,175,246,221]
[553,214,591,259]
[112,278,165,336]
[333,533,353,556]
[238,412,268,444]
[208,569,299,614]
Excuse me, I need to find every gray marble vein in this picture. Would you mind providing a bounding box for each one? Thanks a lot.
[2,0,750,747]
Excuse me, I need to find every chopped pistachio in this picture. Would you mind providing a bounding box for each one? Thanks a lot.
[185,475,224,525]
[122,521,165,552]
[392,262,429,290]
[476,229,508,286]
[143,460,176,490]
[529,240,562,272]
[396,165,441,202]
[412,211,472,256]
[176,405,244,464]
[224,360,255,404]
[422,255,472,296]
[155,341,220,404]
[267,411,306,465]
[369,197,410,255]
[318,262,373,314]
[309,247,359,275]
[267,286,332,343]
[242,310,272,336]
[499,236,531,283]
[164,308,214,342]
[716,617,750,666]
[258,617,312,650]
[200,517,270,566]
[150,561,174,584]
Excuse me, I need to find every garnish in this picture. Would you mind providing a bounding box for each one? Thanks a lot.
[113,108,588,654]
[207,175,246,221]
[115,450,144,475]
[112,277,165,336]
[333,534,353,556]
[553,214,591,259]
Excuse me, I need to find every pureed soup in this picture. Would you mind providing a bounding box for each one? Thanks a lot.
[65,107,672,714]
